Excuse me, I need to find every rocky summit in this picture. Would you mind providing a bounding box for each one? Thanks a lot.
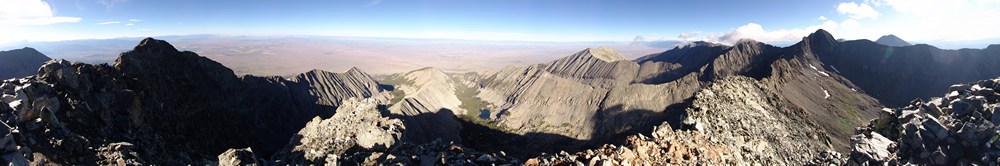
[2,29,1000,165]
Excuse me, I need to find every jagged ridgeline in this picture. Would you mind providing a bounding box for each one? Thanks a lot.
[2,29,1000,165]
[0,38,391,164]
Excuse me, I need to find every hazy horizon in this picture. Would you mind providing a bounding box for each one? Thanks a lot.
[1,0,999,48]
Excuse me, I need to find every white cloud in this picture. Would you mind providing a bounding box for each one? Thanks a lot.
[0,0,81,26]
[864,0,1000,41]
[125,23,134,26]
[714,20,842,45]
[140,28,151,31]
[818,16,828,20]
[677,31,702,41]
[96,21,120,25]
[837,2,880,19]
[128,19,142,22]
[840,19,861,29]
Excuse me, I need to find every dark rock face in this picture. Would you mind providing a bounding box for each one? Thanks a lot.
[0,38,390,164]
[814,34,1000,107]
[850,77,1000,165]
[0,47,51,80]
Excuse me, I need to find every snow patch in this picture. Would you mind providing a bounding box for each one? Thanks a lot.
[830,65,841,73]
[809,64,830,77]
[822,87,831,99]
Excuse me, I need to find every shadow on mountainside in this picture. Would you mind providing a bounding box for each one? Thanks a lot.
[457,97,695,158]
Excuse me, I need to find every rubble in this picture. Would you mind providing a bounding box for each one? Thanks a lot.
[850,77,1000,165]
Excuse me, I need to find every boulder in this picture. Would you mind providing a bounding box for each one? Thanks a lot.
[849,132,896,165]
[992,104,1000,125]
[922,116,949,141]
[217,148,260,166]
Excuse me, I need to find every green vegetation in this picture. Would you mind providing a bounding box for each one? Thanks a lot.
[374,74,416,104]
[825,79,867,135]
[452,77,516,133]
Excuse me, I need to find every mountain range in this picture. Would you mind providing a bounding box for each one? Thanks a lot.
[2,29,1000,165]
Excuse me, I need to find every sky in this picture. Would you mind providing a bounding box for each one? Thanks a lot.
[1,0,999,47]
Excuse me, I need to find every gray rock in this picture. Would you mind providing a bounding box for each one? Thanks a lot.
[922,116,949,141]
[950,84,971,93]
[272,98,405,165]
[931,148,948,165]
[992,104,1000,125]
[218,148,259,166]
[849,132,896,165]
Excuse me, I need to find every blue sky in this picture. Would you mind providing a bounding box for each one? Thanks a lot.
[1,0,999,47]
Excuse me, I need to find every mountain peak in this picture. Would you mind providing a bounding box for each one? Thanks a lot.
[347,67,364,74]
[807,29,835,42]
[875,34,913,47]
[133,37,180,54]
[805,29,837,48]
[580,46,626,62]
[734,38,762,46]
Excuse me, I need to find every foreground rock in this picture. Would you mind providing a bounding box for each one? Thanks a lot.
[272,98,404,164]
[850,77,1000,165]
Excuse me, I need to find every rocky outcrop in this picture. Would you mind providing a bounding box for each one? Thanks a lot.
[0,47,51,80]
[849,77,1000,165]
[272,98,404,165]
[217,148,261,166]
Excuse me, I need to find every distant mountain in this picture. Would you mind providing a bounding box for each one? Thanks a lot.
[0,47,51,80]
[874,34,913,46]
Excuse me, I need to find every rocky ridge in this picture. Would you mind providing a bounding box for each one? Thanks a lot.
[474,29,883,153]
[0,38,393,164]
